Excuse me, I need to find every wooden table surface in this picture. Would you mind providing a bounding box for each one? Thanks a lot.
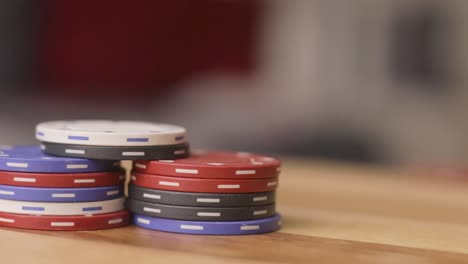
[2,159,468,264]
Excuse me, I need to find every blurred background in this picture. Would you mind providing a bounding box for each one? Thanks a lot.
[1,0,467,165]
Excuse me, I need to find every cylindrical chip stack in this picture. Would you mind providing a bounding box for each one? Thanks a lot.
[129,151,282,235]
[0,120,283,235]
[0,146,129,231]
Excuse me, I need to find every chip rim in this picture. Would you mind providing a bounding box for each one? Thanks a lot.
[36,120,187,146]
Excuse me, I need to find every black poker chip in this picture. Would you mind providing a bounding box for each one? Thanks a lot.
[129,184,276,207]
[127,198,276,221]
[40,142,189,160]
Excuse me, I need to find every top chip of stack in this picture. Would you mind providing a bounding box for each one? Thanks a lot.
[36,120,189,160]
[36,120,186,146]
[134,151,281,179]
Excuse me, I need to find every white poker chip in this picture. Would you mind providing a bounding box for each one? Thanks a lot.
[36,120,187,146]
[0,197,125,216]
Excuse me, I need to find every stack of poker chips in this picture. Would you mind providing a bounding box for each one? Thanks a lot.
[0,120,282,235]
[0,146,128,231]
[128,151,282,235]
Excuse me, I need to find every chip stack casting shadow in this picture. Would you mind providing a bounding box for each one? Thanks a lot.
[128,151,282,235]
[0,146,129,231]
[0,120,284,235]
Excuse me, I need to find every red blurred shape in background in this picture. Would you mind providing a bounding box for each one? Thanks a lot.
[40,0,261,98]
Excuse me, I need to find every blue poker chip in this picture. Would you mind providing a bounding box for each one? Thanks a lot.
[0,184,123,202]
[0,145,118,173]
[133,213,282,235]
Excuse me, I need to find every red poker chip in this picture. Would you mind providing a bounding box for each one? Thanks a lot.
[0,210,130,231]
[131,171,278,193]
[134,151,281,179]
[0,170,125,188]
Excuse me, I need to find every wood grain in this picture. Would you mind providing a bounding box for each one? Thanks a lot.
[1,159,468,263]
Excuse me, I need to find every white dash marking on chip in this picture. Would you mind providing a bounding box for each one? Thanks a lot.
[51,222,75,227]
[180,224,204,230]
[66,164,88,169]
[196,198,220,203]
[143,207,161,213]
[74,179,95,183]
[65,149,85,154]
[240,225,260,230]
[122,152,145,156]
[134,163,147,169]
[159,181,179,187]
[253,196,268,202]
[175,168,198,174]
[267,181,277,187]
[174,150,186,155]
[236,170,256,175]
[0,217,14,223]
[131,176,136,181]
[197,212,221,217]
[52,193,75,198]
[40,144,45,150]
[158,160,174,163]
[108,218,123,224]
[106,190,119,196]
[14,177,36,183]
[0,154,8,157]
[6,162,28,168]
[143,193,161,200]
[217,184,240,189]
[0,190,14,196]
[207,163,224,166]
[253,210,268,215]
[137,217,150,225]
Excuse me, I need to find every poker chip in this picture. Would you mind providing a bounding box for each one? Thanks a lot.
[133,213,282,235]
[0,197,125,215]
[0,145,118,173]
[0,210,130,231]
[131,171,278,193]
[0,185,123,202]
[127,198,276,221]
[128,185,276,207]
[134,151,281,179]
[0,170,124,188]
[41,142,189,161]
[36,120,186,146]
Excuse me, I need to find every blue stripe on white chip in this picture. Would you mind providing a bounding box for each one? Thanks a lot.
[68,135,89,141]
[127,138,149,142]
[0,198,125,215]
